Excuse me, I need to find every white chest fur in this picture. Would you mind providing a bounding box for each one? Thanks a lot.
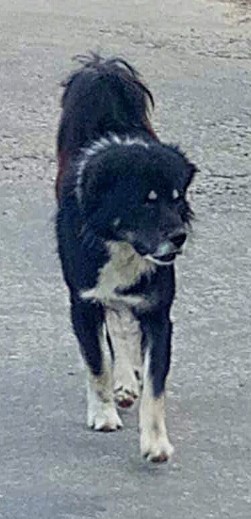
[80,241,155,306]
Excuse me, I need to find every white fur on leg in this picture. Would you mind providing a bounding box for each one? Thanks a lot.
[114,375,140,409]
[86,324,123,431]
[87,375,123,431]
[139,351,174,462]
[106,309,142,408]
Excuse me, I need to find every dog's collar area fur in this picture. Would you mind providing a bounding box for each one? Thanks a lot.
[79,241,156,308]
[75,134,150,204]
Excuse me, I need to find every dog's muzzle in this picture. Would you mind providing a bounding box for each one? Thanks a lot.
[145,231,187,266]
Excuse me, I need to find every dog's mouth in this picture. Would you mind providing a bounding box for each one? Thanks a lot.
[145,250,182,266]
[133,236,186,266]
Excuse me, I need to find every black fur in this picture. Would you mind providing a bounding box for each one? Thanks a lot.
[57,53,155,156]
[55,55,197,457]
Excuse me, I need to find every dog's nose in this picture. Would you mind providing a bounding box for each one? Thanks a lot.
[168,232,186,249]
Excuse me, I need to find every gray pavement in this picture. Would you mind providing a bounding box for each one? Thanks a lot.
[0,1,250,518]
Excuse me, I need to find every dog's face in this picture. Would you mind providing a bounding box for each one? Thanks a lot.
[81,142,196,265]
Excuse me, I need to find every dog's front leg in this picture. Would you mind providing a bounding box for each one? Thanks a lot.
[106,309,141,409]
[71,298,123,432]
[137,308,174,462]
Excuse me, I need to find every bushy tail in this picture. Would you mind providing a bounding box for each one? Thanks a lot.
[56,54,158,200]
[57,54,157,155]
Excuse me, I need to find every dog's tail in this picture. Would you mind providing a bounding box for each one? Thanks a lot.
[56,54,157,199]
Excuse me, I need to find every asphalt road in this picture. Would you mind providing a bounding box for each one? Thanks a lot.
[0,1,250,518]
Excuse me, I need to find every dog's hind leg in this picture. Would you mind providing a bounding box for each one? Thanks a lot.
[106,308,142,409]
[71,299,123,431]
[137,308,174,462]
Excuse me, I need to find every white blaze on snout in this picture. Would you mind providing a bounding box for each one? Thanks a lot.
[154,241,173,257]
[144,241,174,266]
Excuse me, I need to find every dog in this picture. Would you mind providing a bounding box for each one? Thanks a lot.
[55,54,196,462]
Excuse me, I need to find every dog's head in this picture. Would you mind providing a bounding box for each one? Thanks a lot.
[79,139,197,265]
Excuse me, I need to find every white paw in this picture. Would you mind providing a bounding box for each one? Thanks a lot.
[87,402,123,432]
[114,374,140,409]
[140,431,174,463]
[114,385,139,409]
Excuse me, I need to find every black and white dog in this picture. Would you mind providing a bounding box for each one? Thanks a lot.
[56,55,196,462]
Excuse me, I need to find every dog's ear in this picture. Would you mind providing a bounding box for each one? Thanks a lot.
[79,156,119,217]
[166,145,198,192]
[181,160,197,191]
